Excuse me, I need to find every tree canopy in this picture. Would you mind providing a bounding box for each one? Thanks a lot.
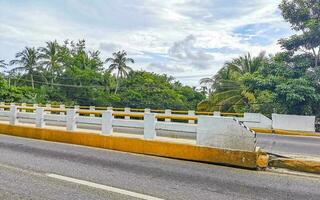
[198,0,320,116]
[0,40,204,109]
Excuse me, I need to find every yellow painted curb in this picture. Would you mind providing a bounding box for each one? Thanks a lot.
[0,123,266,169]
[269,159,320,174]
[252,128,320,137]
[251,128,274,134]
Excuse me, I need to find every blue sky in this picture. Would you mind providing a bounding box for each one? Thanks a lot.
[0,0,292,86]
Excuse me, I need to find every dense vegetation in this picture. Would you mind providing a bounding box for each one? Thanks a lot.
[1,0,320,116]
[198,0,320,116]
[0,40,204,110]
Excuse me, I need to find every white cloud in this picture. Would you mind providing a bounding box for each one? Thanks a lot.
[0,0,292,86]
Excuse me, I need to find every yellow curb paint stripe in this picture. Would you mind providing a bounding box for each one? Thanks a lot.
[0,123,263,169]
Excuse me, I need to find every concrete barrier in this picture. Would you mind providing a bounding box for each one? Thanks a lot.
[272,114,315,132]
[0,123,267,169]
[241,113,272,129]
[196,116,256,152]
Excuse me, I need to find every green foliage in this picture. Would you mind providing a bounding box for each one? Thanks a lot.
[279,0,320,68]
[115,71,204,109]
[0,40,204,110]
[198,0,320,116]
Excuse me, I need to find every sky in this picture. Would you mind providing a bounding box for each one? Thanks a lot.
[0,0,293,86]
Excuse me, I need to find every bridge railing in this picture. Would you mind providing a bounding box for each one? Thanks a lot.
[0,104,258,151]
[0,102,244,118]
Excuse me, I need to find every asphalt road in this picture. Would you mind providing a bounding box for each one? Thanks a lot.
[0,134,319,200]
[256,133,320,158]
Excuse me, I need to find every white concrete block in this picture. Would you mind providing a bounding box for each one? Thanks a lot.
[66,109,77,131]
[213,111,221,116]
[196,116,255,151]
[188,110,195,124]
[107,107,113,111]
[144,113,156,139]
[101,111,113,135]
[124,107,130,120]
[89,106,95,117]
[165,109,171,122]
[60,105,65,115]
[45,104,51,114]
[272,114,315,132]
[9,105,17,125]
[35,107,45,128]
[144,108,151,113]
[0,102,4,111]
[21,103,27,112]
[242,113,272,129]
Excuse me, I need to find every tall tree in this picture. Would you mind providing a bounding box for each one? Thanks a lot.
[38,41,62,86]
[105,50,134,94]
[279,0,320,68]
[0,60,6,69]
[10,47,39,89]
[198,52,267,112]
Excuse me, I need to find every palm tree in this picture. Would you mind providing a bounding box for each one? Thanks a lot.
[105,50,134,94]
[10,47,39,89]
[38,41,62,86]
[0,60,7,69]
[224,52,266,74]
[0,60,7,78]
[198,52,267,112]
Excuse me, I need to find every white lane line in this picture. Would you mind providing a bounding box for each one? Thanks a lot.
[46,173,165,200]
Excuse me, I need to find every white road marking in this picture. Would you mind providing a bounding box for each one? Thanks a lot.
[46,173,165,200]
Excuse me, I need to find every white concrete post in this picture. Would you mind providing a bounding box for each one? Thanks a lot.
[124,107,130,120]
[107,107,113,111]
[144,108,151,113]
[213,111,221,116]
[45,104,51,114]
[60,104,65,115]
[0,102,4,111]
[66,109,77,131]
[35,107,45,128]
[101,110,113,135]
[188,110,195,124]
[33,104,38,108]
[74,105,80,110]
[89,106,95,117]
[9,105,17,125]
[165,109,171,122]
[144,113,156,139]
[21,103,27,112]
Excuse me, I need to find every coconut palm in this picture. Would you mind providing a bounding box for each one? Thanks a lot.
[0,60,7,69]
[10,47,39,89]
[198,52,267,112]
[0,60,7,78]
[225,52,266,74]
[38,41,62,85]
[105,50,134,94]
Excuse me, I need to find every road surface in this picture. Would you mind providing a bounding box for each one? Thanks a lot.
[0,134,319,200]
[256,133,320,158]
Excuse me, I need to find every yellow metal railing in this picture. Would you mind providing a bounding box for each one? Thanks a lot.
[0,103,244,118]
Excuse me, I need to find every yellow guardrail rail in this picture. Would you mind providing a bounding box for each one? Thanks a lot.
[1,103,244,117]
[156,114,198,121]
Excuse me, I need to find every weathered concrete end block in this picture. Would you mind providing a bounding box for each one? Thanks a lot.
[272,114,315,132]
[66,109,77,131]
[196,116,255,152]
[36,107,45,128]
[101,110,113,135]
[144,113,156,139]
